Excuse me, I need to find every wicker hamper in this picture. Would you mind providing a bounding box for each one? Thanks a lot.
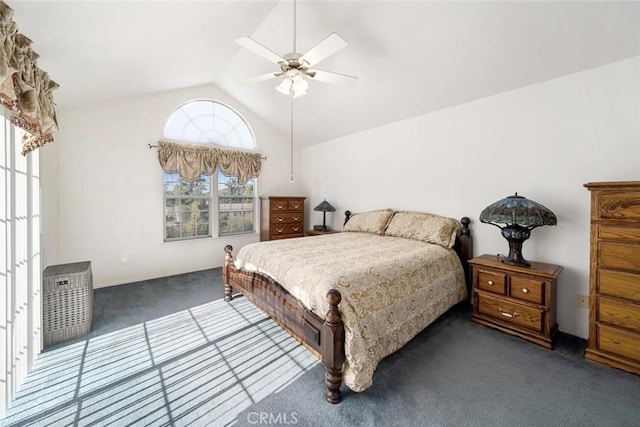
[42,261,93,345]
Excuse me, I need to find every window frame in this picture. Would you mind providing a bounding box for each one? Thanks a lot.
[162,100,257,242]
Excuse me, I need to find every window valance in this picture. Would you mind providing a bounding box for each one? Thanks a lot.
[0,1,58,155]
[157,140,262,184]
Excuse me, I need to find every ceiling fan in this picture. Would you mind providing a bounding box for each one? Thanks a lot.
[236,0,357,98]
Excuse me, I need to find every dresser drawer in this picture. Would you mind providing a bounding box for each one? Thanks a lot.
[477,270,506,295]
[270,200,290,211]
[598,297,640,333]
[477,294,543,333]
[598,269,640,303]
[288,199,304,211]
[270,232,303,240]
[509,276,545,305]
[599,225,640,243]
[598,191,640,220]
[271,212,303,225]
[597,324,640,362]
[599,242,640,274]
[271,223,303,236]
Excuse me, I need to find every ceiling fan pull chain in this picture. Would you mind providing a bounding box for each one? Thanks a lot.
[290,96,294,183]
[293,0,297,53]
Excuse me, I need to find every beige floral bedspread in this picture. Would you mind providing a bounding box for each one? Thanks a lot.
[234,232,467,392]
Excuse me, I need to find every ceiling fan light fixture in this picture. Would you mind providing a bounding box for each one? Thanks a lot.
[275,69,308,98]
[237,0,356,98]
[275,77,292,96]
[291,74,308,98]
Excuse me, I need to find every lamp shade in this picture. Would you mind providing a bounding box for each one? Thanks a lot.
[480,193,557,267]
[314,199,336,212]
[480,193,557,229]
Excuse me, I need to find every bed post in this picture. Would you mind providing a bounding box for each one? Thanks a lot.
[457,217,473,300]
[223,245,234,302]
[344,210,351,226]
[322,289,345,404]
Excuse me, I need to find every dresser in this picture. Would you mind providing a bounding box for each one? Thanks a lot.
[260,196,305,241]
[470,254,563,349]
[584,181,640,374]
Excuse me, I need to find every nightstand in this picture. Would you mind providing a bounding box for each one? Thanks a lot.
[305,229,340,236]
[469,254,563,349]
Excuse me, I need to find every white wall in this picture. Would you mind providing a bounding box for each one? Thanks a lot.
[301,58,640,338]
[42,83,303,288]
[40,140,59,270]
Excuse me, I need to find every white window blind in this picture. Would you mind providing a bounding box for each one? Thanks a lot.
[0,108,42,418]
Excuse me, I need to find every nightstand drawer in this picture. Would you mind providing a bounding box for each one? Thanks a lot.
[509,276,544,305]
[477,270,506,295]
[271,212,303,224]
[478,294,543,333]
[597,324,640,361]
[598,297,640,333]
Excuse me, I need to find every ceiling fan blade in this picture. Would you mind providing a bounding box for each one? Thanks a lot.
[307,69,358,87]
[236,36,285,64]
[300,32,348,67]
[247,72,282,84]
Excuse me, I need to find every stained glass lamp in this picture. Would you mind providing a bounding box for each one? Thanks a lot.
[314,199,336,231]
[480,193,557,267]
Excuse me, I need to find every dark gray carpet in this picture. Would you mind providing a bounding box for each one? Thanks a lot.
[236,307,640,426]
[3,268,640,426]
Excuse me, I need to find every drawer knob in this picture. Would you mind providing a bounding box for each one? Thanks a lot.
[293,227,299,232]
[277,218,284,222]
[498,308,518,318]
[277,204,284,209]
[487,280,494,286]
[276,229,283,233]
[293,217,299,221]
[522,288,529,294]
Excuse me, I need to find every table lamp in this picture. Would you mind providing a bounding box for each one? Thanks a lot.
[314,199,336,232]
[480,193,557,267]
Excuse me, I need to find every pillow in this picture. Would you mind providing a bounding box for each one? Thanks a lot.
[343,209,395,235]
[384,211,460,248]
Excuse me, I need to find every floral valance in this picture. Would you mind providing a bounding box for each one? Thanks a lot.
[0,1,58,155]
[157,140,263,184]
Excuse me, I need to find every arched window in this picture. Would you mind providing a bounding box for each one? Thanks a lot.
[162,100,257,241]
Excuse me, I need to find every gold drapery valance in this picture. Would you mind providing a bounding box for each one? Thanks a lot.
[0,1,58,155]
[157,140,263,184]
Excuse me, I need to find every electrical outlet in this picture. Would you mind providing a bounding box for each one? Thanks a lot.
[121,256,128,264]
[577,294,589,308]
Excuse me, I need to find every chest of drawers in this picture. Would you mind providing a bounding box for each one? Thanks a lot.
[470,254,563,349]
[584,181,640,374]
[260,196,305,241]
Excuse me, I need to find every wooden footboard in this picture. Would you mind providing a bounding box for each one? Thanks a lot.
[222,216,472,404]
[223,245,346,403]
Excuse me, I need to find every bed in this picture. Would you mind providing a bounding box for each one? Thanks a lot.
[222,209,473,403]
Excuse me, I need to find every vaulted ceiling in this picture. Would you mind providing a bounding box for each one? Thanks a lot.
[10,1,640,146]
